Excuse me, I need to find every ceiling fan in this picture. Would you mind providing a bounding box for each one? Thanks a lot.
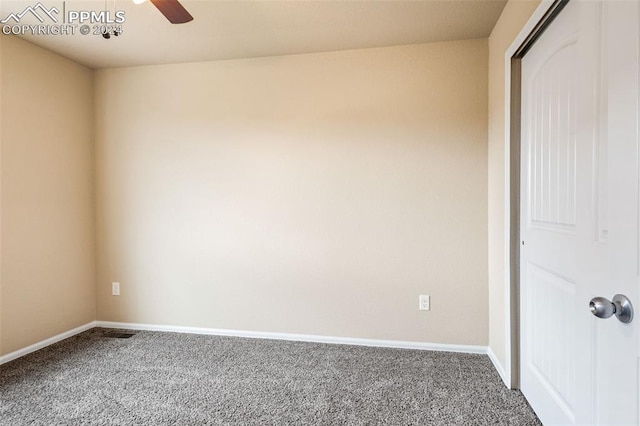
[134,0,193,24]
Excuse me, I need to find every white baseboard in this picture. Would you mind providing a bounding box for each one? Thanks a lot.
[487,345,510,387]
[96,321,488,355]
[1,320,491,366]
[0,321,97,365]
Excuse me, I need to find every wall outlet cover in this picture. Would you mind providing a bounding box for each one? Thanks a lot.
[419,295,430,311]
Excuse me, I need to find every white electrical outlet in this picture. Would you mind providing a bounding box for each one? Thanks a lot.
[419,295,430,311]
[112,282,120,296]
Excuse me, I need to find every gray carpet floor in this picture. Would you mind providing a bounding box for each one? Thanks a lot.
[0,328,540,425]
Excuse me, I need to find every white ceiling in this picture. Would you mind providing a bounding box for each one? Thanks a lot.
[0,0,507,69]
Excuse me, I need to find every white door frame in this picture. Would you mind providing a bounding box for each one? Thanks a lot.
[502,0,569,388]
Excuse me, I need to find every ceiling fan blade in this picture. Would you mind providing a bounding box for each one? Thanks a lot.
[149,0,193,24]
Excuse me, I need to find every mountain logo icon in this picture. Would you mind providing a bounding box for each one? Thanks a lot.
[1,2,59,24]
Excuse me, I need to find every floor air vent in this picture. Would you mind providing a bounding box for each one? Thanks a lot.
[104,332,137,339]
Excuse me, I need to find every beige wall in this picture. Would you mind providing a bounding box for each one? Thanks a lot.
[487,0,540,369]
[95,39,489,345]
[0,36,95,355]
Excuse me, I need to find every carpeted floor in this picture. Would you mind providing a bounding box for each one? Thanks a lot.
[0,328,540,425]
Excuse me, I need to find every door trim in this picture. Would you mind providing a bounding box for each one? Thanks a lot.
[502,0,568,389]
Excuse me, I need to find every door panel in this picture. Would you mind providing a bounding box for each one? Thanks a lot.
[520,1,639,424]
[528,40,577,232]
[521,2,583,423]
[525,263,576,419]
